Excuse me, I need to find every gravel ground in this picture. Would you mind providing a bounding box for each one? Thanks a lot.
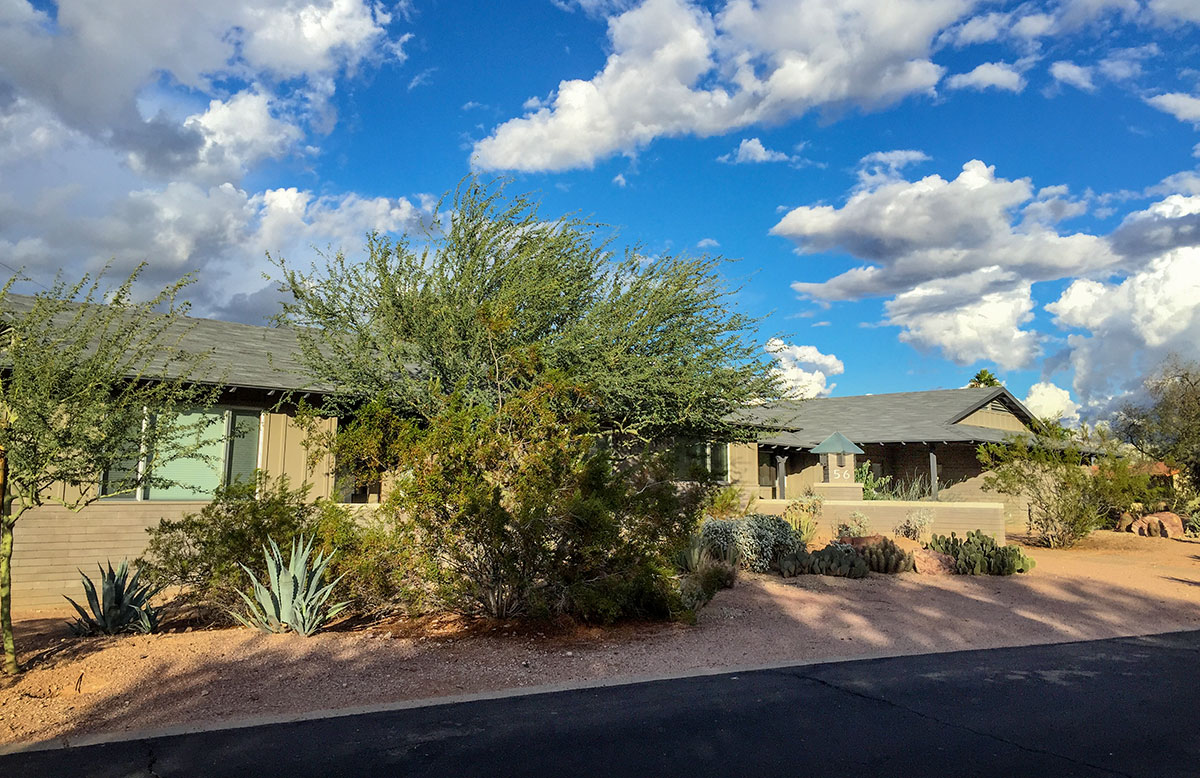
[2,530,1198,747]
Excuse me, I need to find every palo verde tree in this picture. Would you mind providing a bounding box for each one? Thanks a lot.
[0,267,219,673]
[272,179,781,618]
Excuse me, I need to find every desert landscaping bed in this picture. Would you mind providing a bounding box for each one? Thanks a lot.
[2,531,1198,748]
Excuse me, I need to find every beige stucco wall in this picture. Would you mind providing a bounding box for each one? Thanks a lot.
[754,498,1006,542]
[10,408,337,611]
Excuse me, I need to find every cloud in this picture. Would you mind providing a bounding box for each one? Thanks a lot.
[697,237,719,248]
[612,173,628,187]
[718,137,790,164]
[1023,382,1081,424]
[947,62,1026,92]
[765,337,844,398]
[472,0,966,172]
[1146,93,1200,125]
[1046,247,1200,405]
[1108,194,1200,257]
[1049,61,1096,92]
[0,0,404,182]
[884,272,1040,369]
[776,160,1113,303]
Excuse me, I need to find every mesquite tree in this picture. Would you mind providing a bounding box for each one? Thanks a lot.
[0,268,217,673]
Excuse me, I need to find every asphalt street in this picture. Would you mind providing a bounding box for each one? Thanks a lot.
[3,630,1198,777]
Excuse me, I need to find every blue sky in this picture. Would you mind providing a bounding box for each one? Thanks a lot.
[3,0,1200,422]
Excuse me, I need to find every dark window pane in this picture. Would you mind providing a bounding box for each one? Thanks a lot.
[225,410,261,486]
[710,443,729,482]
[757,450,776,487]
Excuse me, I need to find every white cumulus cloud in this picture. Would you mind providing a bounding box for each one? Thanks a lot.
[472,0,967,172]
[1049,61,1096,92]
[1023,382,1081,424]
[718,137,791,164]
[947,62,1026,93]
[765,338,845,398]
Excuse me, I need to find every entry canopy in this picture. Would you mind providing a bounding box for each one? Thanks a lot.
[809,431,865,455]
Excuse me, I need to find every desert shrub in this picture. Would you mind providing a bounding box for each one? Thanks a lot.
[1089,456,1166,527]
[979,425,1106,548]
[782,493,822,545]
[697,559,737,597]
[391,381,704,622]
[894,509,933,541]
[926,530,1036,575]
[705,485,754,519]
[855,461,894,500]
[835,511,871,538]
[308,498,435,617]
[138,475,320,620]
[700,514,800,573]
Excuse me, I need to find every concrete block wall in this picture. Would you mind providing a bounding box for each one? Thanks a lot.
[754,498,1007,542]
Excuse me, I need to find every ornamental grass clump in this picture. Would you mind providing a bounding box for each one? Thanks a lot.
[65,560,162,636]
[232,536,349,637]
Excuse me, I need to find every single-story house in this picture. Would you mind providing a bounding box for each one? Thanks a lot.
[5,295,1023,607]
[716,386,1038,505]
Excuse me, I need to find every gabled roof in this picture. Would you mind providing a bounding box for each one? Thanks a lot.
[2,293,324,393]
[733,387,1036,448]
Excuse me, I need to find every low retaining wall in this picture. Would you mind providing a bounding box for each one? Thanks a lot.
[754,498,1006,542]
[10,502,207,611]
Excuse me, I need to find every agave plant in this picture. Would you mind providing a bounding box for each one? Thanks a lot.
[674,533,709,573]
[232,536,349,637]
[64,560,162,636]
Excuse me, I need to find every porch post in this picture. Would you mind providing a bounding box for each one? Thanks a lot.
[928,446,939,500]
[775,453,787,501]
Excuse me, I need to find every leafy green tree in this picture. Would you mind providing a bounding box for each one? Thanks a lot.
[272,180,776,620]
[0,268,217,673]
[968,368,1002,388]
[1115,357,1200,489]
[273,179,781,483]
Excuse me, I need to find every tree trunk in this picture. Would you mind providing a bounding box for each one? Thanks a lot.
[0,450,15,675]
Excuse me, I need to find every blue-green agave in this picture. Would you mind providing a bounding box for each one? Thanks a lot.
[65,560,162,636]
[232,536,349,637]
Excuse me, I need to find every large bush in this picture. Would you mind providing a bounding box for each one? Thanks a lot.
[388,379,705,622]
[308,498,434,618]
[978,424,1106,548]
[700,514,800,573]
[139,475,322,620]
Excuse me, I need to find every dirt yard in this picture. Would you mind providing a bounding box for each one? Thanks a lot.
[2,531,1198,748]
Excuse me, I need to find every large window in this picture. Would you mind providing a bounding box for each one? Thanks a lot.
[674,442,730,482]
[102,407,262,501]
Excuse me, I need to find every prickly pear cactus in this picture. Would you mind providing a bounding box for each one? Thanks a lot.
[925,530,1034,575]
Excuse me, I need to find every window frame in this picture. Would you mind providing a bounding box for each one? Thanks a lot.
[103,405,265,502]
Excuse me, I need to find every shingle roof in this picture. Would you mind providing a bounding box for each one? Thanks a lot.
[2,294,325,393]
[732,387,1036,448]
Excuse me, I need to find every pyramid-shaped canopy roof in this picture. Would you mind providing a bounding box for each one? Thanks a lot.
[809,432,865,455]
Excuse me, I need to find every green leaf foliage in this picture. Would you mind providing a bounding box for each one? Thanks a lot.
[272,178,781,486]
[138,475,322,620]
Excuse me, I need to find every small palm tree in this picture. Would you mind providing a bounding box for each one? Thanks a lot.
[968,368,1002,388]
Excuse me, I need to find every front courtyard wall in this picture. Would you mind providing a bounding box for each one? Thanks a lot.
[754,498,1007,542]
